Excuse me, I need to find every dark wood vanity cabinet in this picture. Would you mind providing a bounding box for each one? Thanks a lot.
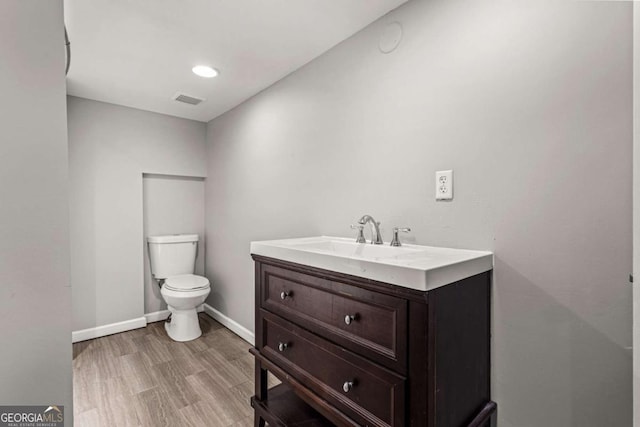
[250,255,496,427]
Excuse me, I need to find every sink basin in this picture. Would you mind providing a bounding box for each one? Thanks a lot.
[286,238,423,258]
[250,236,493,292]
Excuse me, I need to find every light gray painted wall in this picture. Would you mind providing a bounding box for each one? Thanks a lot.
[143,175,206,313]
[0,0,72,419]
[68,96,207,331]
[204,1,632,425]
[634,3,639,426]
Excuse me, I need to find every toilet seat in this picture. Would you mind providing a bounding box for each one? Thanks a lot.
[164,274,210,292]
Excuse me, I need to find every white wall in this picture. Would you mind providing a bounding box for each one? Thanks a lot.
[0,0,72,420]
[143,174,206,314]
[67,96,207,333]
[205,1,632,425]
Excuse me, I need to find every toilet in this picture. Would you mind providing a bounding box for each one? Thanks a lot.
[147,234,210,342]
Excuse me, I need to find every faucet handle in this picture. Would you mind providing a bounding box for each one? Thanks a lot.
[390,227,411,247]
[350,224,366,243]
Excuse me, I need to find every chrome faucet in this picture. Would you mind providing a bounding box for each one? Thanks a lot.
[390,227,411,246]
[350,224,366,243]
[358,214,383,245]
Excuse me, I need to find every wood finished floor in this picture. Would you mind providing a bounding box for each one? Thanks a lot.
[73,314,274,427]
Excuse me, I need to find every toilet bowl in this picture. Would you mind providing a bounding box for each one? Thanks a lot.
[147,234,210,342]
[161,274,210,342]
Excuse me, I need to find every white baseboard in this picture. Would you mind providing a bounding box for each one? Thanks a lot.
[144,305,204,324]
[72,316,147,343]
[145,309,171,323]
[203,303,255,346]
[71,304,250,344]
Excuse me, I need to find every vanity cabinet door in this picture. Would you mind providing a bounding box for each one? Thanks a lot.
[261,311,406,427]
[260,263,408,372]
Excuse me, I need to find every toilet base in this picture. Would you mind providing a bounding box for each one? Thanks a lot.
[164,306,202,342]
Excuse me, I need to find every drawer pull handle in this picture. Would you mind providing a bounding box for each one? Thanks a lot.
[280,291,291,300]
[277,342,289,352]
[344,314,358,325]
[342,381,355,393]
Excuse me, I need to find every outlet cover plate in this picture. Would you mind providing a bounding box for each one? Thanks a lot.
[436,170,453,200]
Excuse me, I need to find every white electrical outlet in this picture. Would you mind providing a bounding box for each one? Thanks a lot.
[435,170,453,200]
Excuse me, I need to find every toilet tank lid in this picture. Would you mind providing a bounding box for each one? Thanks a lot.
[148,234,199,244]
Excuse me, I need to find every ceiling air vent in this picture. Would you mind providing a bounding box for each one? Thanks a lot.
[172,92,205,106]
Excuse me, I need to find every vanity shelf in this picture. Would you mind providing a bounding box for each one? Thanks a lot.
[250,382,333,427]
[251,253,496,427]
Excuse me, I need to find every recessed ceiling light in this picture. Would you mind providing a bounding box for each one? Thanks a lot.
[192,65,218,78]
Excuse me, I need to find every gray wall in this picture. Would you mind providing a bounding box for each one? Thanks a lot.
[204,1,632,425]
[68,97,207,332]
[0,0,72,420]
[634,3,640,427]
[143,174,206,314]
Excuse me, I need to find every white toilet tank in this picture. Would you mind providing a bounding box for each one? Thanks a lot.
[147,234,198,279]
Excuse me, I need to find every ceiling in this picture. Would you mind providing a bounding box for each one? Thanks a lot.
[64,0,407,123]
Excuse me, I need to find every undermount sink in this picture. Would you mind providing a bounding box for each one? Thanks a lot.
[250,236,493,291]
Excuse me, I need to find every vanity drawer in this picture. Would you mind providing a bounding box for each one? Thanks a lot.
[260,263,407,371]
[261,311,405,427]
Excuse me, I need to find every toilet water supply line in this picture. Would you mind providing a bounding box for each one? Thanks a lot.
[65,25,71,75]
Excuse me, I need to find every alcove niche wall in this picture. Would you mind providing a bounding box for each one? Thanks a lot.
[143,173,206,318]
